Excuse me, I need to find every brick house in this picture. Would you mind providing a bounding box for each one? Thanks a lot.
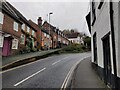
[0,2,22,56]
[1,1,37,56]
[41,29,52,50]
[42,21,58,49]
[29,19,42,50]
[6,2,37,53]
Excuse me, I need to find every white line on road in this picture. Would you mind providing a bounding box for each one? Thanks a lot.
[0,56,52,74]
[61,59,82,89]
[52,60,61,65]
[52,57,68,66]
[14,68,46,87]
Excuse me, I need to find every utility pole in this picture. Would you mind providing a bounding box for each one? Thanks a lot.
[48,12,53,50]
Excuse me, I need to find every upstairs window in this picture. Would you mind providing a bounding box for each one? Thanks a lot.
[44,33,47,37]
[22,24,25,30]
[27,26,30,33]
[47,34,49,38]
[14,22,18,31]
[98,0,104,9]
[0,12,4,24]
[32,30,35,36]
[91,1,96,26]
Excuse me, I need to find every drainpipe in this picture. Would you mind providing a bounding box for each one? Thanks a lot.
[109,1,118,89]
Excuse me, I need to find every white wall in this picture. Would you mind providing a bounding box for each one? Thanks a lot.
[91,2,115,74]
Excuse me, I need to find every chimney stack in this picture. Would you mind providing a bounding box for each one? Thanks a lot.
[38,17,42,27]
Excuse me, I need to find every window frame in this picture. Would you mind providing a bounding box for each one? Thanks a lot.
[27,26,30,33]
[13,21,18,32]
[22,24,25,30]
[0,12,4,24]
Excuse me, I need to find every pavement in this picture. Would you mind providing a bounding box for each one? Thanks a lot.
[70,57,111,89]
[1,49,60,70]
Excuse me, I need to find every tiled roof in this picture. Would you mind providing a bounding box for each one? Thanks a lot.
[2,2,22,23]
[66,33,79,39]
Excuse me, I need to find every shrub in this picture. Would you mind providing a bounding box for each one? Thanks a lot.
[60,43,86,53]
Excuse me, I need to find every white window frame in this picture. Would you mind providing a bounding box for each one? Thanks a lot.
[14,22,18,32]
[32,30,35,36]
[12,38,18,49]
[27,26,30,33]
[0,12,4,24]
[0,35,4,47]
[44,33,47,37]
[47,34,49,38]
[22,24,25,30]
[20,34,25,44]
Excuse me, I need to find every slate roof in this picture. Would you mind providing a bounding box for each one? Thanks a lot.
[2,1,22,23]
[65,33,79,39]
[2,1,36,31]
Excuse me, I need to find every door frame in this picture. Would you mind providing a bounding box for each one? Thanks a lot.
[102,32,112,86]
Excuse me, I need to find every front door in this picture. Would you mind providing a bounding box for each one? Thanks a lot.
[102,34,112,86]
[2,37,12,56]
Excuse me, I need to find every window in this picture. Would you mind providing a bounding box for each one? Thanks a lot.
[22,24,25,30]
[98,1,104,9]
[92,1,96,26]
[12,39,18,49]
[44,33,47,37]
[47,34,49,38]
[27,26,30,33]
[21,34,25,44]
[0,12,4,24]
[14,22,18,31]
[0,35,4,47]
[32,30,35,36]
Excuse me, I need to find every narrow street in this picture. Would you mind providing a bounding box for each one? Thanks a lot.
[2,52,91,88]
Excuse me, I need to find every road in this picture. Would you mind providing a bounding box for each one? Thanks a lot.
[2,52,91,88]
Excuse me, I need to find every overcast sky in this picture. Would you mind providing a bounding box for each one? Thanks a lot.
[7,0,90,36]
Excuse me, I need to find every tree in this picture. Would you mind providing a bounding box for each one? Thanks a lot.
[83,36,91,50]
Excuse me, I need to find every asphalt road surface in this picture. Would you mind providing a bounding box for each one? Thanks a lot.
[2,52,91,89]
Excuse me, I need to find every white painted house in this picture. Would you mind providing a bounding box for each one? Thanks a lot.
[66,33,84,44]
[86,0,120,89]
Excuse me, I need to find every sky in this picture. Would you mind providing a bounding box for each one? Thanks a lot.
[7,0,90,36]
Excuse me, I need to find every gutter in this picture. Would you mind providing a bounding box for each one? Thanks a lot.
[109,1,118,89]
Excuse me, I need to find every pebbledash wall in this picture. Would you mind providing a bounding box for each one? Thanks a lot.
[91,1,120,89]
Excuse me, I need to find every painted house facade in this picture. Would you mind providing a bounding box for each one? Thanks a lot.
[66,32,83,44]
[88,0,120,89]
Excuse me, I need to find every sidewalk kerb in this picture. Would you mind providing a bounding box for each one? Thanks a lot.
[1,49,60,71]
[61,56,90,90]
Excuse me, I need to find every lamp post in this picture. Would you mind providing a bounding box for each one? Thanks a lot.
[48,12,53,50]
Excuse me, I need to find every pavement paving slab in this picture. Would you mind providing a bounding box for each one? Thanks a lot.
[71,57,111,89]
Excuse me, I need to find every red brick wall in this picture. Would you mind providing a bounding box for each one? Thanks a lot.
[2,13,22,55]
[2,14,21,38]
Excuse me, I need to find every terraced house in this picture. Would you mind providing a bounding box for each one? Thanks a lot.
[87,0,120,89]
[0,1,70,56]
[1,2,22,56]
[7,2,37,53]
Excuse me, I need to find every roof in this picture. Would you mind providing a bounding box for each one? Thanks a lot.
[2,2,22,24]
[2,1,36,30]
[66,33,79,39]
[42,21,56,32]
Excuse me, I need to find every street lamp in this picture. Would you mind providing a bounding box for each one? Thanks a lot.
[48,12,53,50]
